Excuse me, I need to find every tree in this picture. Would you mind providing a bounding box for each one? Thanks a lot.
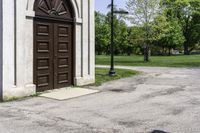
[161,0,200,55]
[95,11,130,55]
[165,19,185,55]
[126,0,161,61]
[95,12,110,55]
[152,15,185,55]
[128,26,146,55]
[114,19,129,55]
[105,11,130,55]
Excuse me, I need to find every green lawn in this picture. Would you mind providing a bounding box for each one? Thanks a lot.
[94,68,139,86]
[96,55,200,67]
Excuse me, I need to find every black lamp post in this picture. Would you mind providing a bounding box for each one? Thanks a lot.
[109,0,128,76]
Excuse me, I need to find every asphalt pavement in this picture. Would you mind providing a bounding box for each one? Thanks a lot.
[0,66,200,133]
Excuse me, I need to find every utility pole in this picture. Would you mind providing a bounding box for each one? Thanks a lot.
[109,0,115,76]
[109,0,128,76]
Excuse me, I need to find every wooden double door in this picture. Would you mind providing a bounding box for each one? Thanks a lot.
[34,19,73,92]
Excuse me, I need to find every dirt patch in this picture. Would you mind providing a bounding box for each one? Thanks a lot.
[167,107,185,116]
[118,120,142,128]
[109,87,137,93]
[142,87,185,100]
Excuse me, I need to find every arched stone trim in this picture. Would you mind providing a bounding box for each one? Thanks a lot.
[70,0,80,18]
[25,0,35,18]
[26,0,80,19]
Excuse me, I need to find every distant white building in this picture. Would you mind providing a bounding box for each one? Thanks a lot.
[0,0,95,101]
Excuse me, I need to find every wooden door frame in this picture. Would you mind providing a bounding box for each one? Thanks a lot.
[33,17,75,91]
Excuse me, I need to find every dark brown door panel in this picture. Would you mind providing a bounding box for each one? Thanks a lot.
[34,21,54,91]
[53,23,73,89]
[34,19,73,92]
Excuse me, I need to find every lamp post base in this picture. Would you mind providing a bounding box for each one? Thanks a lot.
[109,69,116,76]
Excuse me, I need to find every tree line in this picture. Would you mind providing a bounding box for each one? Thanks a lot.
[95,0,200,61]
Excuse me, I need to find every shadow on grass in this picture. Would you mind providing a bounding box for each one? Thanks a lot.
[96,73,109,76]
[115,60,150,64]
[171,62,200,67]
[96,55,200,67]
[98,60,200,67]
[97,61,151,65]
[94,68,139,86]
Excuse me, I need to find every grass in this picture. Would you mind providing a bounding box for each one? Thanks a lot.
[2,69,138,101]
[94,68,139,86]
[96,54,200,67]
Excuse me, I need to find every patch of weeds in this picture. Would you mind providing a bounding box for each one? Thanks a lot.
[3,96,27,102]
[92,68,140,86]
[2,92,42,102]
[30,92,43,97]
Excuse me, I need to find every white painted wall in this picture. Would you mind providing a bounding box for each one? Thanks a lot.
[74,0,95,85]
[2,0,95,100]
[2,0,16,99]
[0,0,3,100]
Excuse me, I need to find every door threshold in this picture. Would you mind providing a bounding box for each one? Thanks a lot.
[39,87,100,101]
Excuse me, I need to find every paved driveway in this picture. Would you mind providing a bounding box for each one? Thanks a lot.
[1,66,200,133]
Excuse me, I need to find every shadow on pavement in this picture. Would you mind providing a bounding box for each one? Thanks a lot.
[151,130,169,133]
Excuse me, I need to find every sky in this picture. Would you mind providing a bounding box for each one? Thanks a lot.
[95,0,127,14]
[95,0,131,25]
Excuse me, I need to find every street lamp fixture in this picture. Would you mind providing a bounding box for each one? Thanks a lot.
[113,10,129,14]
[109,0,129,76]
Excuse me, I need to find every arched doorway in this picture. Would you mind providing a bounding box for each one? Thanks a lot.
[33,0,75,92]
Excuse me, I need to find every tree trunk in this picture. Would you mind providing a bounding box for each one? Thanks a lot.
[162,46,165,55]
[144,45,149,62]
[184,42,189,55]
[127,48,131,56]
[168,47,171,56]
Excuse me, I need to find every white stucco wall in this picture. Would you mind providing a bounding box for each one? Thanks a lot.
[74,0,95,85]
[2,0,95,100]
[0,0,3,100]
